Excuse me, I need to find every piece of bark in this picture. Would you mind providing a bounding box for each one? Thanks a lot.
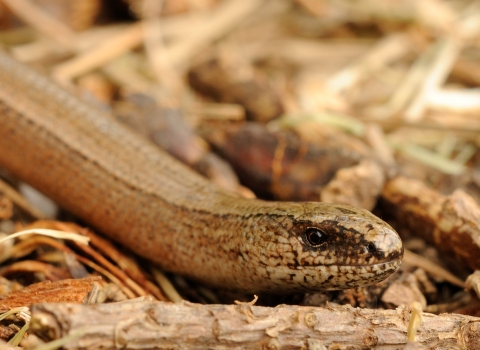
[466,271,480,300]
[321,158,385,210]
[30,299,480,349]
[204,122,370,201]
[297,122,385,210]
[291,120,373,159]
[0,277,100,312]
[381,274,427,309]
[188,57,284,123]
[403,342,426,350]
[381,176,480,271]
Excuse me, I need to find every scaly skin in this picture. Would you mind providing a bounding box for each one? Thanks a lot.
[0,51,403,293]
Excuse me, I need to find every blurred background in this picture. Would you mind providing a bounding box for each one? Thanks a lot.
[1,0,478,197]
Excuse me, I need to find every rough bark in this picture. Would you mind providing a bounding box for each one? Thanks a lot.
[382,176,480,271]
[30,299,480,349]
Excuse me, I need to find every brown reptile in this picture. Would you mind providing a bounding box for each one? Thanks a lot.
[0,51,402,293]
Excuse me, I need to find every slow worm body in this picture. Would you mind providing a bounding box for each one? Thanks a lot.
[0,51,402,293]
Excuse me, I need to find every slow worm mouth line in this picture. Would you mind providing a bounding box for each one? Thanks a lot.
[347,260,402,268]
[302,260,402,269]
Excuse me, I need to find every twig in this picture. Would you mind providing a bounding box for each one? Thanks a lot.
[403,249,465,288]
[404,38,460,121]
[151,268,183,302]
[0,178,47,220]
[29,299,480,349]
[0,0,76,49]
[427,89,480,112]
[165,0,265,69]
[51,24,144,81]
[326,33,412,94]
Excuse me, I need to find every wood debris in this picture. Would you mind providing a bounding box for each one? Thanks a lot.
[29,299,480,349]
[382,176,480,271]
[0,277,99,312]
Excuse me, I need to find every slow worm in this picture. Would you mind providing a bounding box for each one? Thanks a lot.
[0,51,402,293]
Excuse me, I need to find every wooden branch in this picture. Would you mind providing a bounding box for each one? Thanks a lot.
[382,176,480,270]
[30,299,480,349]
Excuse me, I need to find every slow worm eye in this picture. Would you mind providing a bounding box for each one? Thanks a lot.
[365,242,377,253]
[304,228,328,246]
